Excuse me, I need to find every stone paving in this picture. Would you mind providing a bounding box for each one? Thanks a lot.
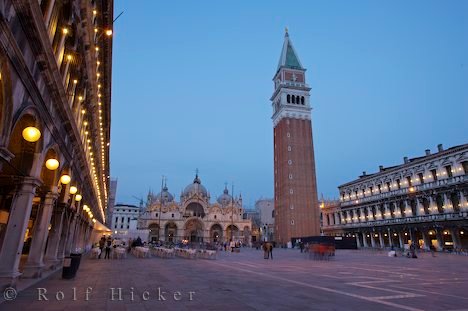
[1,248,468,310]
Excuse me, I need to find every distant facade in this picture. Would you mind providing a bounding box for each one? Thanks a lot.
[107,179,118,226]
[255,199,275,241]
[271,30,320,244]
[111,204,140,231]
[322,144,468,251]
[138,174,252,245]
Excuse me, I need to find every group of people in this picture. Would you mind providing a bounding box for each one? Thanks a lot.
[97,236,113,259]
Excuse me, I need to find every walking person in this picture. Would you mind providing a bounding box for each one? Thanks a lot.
[263,242,269,259]
[104,237,112,259]
[98,236,105,259]
[430,244,436,257]
[269,243,273,260]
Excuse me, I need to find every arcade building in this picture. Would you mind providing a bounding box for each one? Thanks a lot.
[322,144,468,251]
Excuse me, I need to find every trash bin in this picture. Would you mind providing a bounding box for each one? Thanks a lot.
[62,253,82,279]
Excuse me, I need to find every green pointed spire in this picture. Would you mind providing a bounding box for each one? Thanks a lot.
[277,29,304,70]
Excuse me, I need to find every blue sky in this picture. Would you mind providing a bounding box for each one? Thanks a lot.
[111,0,468,208]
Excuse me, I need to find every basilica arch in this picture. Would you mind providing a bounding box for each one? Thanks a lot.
[148,223,160,242]
[226,224,239,241]
[210,223,223,243]
[184,218,204,242]
[185,202,205,218]
[164,221,177,243]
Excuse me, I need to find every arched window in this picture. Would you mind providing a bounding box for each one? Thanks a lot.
[301,96,305,105]
[287,94,290,103]
[291,95,295,104]
[296,96,300,104]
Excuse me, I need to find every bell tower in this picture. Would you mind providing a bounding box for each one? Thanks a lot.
[271,29,320,244]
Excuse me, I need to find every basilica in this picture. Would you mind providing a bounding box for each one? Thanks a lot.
[137,174,252,245]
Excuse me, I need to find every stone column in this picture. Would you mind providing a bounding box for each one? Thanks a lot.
[409,228,417,248]
[62,56,72,85]
[55,30,68,66]
[404,200,413,217]
[443,193,453,213]
[429,196,437,214]
[57,211,71,260]
[44,0,56,28]
[23,191,59,278]
[367,206,374,222]
[460,191,468,212]
[421,230,431,250]
[398,232,405,249]
[362,232,369,248]
[379,232,385,248]
[387,229,394,248]
[0,177,41,286]
[416,198,424,216]
[65,210,78,256]
[334,213,339,226]
[370,233,376,248]
[435,230,444,251]
[384,204,391,219]
[450,228,462,250]
[355,233,361,248]
[44,204,65,267]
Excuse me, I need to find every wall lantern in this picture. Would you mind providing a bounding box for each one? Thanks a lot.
[60,175,71,184]
[45,159,59,170]
[22,127,41,142]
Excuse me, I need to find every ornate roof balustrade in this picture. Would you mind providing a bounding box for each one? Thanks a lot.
[341,175,467,207]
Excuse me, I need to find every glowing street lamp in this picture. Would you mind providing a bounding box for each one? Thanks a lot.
[69,186,78,195]
[22,127,41,142]
[75,194,82,202]
[60,174,71,184]
[45,159,59,170]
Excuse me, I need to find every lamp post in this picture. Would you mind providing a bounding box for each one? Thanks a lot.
[158,176,164,242]
[231,183,234,242]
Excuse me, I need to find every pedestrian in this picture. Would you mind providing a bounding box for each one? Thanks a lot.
[104,237,112,259]
[230,239,235,252]
[269,243,273,260]
[98,236,105,259]
[263,242,269,259]
[300,242,304,253]
[430,244,436,257]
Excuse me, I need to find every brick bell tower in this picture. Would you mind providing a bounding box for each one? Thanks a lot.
[271,29,320,244]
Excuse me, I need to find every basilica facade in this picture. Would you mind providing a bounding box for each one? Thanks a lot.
[138,174,252,245]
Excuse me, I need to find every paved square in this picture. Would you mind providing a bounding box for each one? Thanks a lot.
[2,249,468,310]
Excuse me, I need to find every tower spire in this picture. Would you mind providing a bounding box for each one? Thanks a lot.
[277,30,303,71]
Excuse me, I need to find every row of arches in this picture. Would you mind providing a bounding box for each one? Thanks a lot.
[286,94,305,105]
[147,220,250,244]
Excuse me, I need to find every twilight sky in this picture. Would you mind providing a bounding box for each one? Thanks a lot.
[110,0,468,208]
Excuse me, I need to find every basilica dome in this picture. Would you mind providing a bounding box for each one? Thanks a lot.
[183,174,208,197]
[154,185,174,204]
[217,186,232,205]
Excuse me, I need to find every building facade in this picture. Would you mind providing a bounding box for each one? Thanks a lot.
[322,144,468,251]
[0,0,113,289]
[111,204,139,231]
[138,174,252,245]
[106,178,117,226]
[271,30,320,244]
[255,198,274,241]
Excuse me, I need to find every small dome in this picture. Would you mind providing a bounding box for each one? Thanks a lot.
[183,174,208,197]
[154,185,174,203]
[217,186,232,205]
